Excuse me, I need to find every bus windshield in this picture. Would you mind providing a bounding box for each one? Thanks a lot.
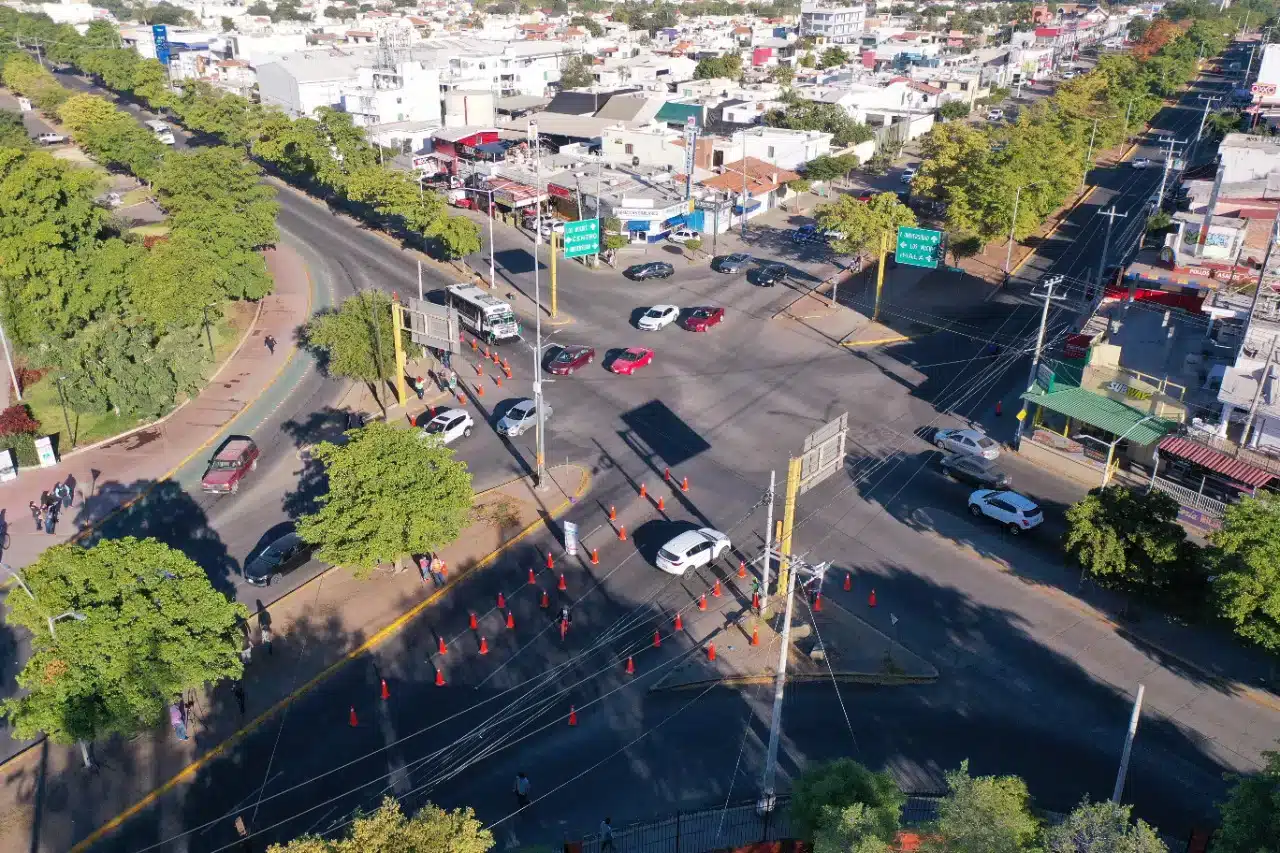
[489,308,516,326]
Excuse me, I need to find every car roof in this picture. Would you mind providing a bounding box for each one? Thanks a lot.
[664,529,714,552]
[624,346,650,356]
[649,304,678,312]
[510,398,533,410]
[998,491,1039,510]
[215,438,254,460]
[266,531,303,552]
[728,252,749,259]
[947,428,986,440]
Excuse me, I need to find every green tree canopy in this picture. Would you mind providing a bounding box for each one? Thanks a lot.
[431,214,482,259]
[297,421,474,575]
[570,14,603,36]
[1043,798,1167,853]
[560,54,596,89]
[1208,494,1280,652]
[938,100,971,120]
[819,46,850,68]
[803,153,859,182]
[152,146,280,251]
[791,759,905,844]
[1213,750,1280,853]
[694,53,744,80]
[924,761,1039,853]
[763,100,873,147]
[814,802,894,853]
[0,537,246,745]
[267,797,493,852]
[771,62,795,88]
[0,109,30,148]
[817,192,917,259]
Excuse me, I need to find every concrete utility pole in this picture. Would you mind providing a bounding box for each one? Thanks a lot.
[1242,337,1277,446]
[740,131,749,239]
[531,121,547,490]
[1111,684,1145,804]
[1243,216,1280,339]
[0,318,21,402]
[1012,275,1067,450]
[1195,95,1222,144]
[1096,206,1128,288]
[759,554,801,812]
[761,469,775,615]
[1081,117,1100,191]
[1155,134,1188,209]
[1004,183,1036,275]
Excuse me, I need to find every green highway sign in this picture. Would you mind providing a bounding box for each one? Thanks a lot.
[563,218,600,259]
[895,226,944,269]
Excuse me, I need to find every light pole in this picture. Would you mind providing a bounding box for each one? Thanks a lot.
[1004,181,1042,275]
[47,610,86,638]
[1095,206,1128,290]
[1012,275,1067,450]
[461,186,497,290]
[55,376,73,449]
[1101,416,1158,486]
[530,121,547,490]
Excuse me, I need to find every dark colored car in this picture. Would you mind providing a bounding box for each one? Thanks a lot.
[200,437,259,494]
[752,264,787,287]
[624,262,674,281]
[712,253,751,273]
[791,224,824,244]
[683,306,725,332]
[940,455,1011,489]
[244,532,311,586]
[548,345,595,375]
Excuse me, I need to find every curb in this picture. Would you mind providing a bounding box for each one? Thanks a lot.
[650,670,938,692]
[69,465,592,853]
[841,334,912,347]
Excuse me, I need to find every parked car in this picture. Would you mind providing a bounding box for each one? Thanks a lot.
[934,428,1000,460]
[656,528,732,575]
[712,253,751,273]
[540,219,567,236]
[792,224,823,244]
[624,262,675,281]
[244,532,311,587]
[200,437,260,494]
[639,304,680,330]
[1061,69,1077,79]
[420,408,474,444]
[548,345,595,375]
[35,132,67,145]
[900,166,918,184]
[986,108,1004,122]
[97,191,123,208]
[753,264,787,287]
[683,306,724,332]
[668,228,700,244]
[610,347,654,375]
[941,455,1011,489]
[968,489,1044,535]
[496,398,550,437]
[1131,157,1152,169]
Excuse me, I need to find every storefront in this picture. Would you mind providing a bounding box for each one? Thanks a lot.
[610,199,698,244]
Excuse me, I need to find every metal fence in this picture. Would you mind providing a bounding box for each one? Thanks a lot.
[1150,476,1228,518]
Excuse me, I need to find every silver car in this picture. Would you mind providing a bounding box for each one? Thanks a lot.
[496,398,550,437]
[934,428,1000,461]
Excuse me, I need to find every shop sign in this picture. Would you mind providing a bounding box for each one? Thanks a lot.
[548,184,572,200]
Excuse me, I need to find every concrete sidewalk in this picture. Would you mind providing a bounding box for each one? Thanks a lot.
[0,464,589,853]
[0,244,313,571]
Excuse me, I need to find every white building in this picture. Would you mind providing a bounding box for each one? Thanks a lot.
[799,1,867,45]
[722,127,833,171]
[1219,133,1280,184]
[341,62,443,127]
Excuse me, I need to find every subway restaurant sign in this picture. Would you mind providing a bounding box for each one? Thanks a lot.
[895,226,944,269]
[563,218,600,259]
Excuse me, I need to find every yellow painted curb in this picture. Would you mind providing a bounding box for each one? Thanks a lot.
[842,334,911,348]
[70,467,591,853]
[652,671,938,692]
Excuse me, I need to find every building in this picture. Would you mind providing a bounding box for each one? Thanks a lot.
[601,122,715,172]
[722,126,833,171]
[799,1,867,45]
[341,62,444,127]
[698,157,802,233]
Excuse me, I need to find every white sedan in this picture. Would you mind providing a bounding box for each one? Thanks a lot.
[1131,157,1153,169]
[935,428,1001,461]
[656,528,731,575]
[420,409,474,445]
[638,304,680,331]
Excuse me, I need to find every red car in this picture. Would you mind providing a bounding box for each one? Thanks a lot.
[200,437,259,494]
[548,345,595,375]
[610,347,654,375]
[683,306,724,332]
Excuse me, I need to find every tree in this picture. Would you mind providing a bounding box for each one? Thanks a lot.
[304,291,401,400]
[772,63,795,88]
[267,797,493,852]
[246,0,272,14]
[1205,109,1243,138]
[1043,798,1167,853]
[938,100,971,121]
[819,46,850,69]
[324,5,357,19]
[799,53,816,68]
[763,101,873,147]
[1208,494,1280,653]
[1063,485,1201,600]
[791,759,904,845]
[1127,17,1151,42]
[924,761,1038,853]
[570,14,603,36]
[560,54,596,89]
[152,147,280,251]
[221,15,235,30]
[0,109,30,149]
[1213,750,1280,853]
[296,421,474,576]
[803,153,859,182]
[430,214,482,260]
[694,53,743,81]
[0,537,246,746]
[814,803,894,853]
[683,237,702,256]
[817,192,917,260]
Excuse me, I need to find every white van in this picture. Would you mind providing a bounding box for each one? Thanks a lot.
[145,119,175,145]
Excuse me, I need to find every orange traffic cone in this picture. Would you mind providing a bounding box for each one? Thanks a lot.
[469,612,478,630]
[674,612,683,631]
[707,643,716,661]
[437,636,448,655]
[752,592,760,610]
[609,505,617,521]
[476,384,485,397]
[435,669,445,687]
[713,579,722,598]
[568,706,577,726]
[479,636,490,655]
[868,589,877,608]
[540,589,549,608]
[470,338,478,350]
[502,358,510,371]
[474,363,483,375]
[639,483,647,498]
[591,548,599,565]
[528,567,537,585]
[751,626,760,646]
[698,593,707,611]
[995,399,1003,416]
[738,560,747,578]
[814,593,823,612]
[657,496,665,511]
[625,656,635,675]
[653,630,662,647]
[381,679,391,700]
[664,467,671,482]
[457,393,466,405]
[681,477,689,492]
[349,706,358,727]
[618,525,627,541]
[506,611,515,629]
[558,573,567,591]
[546,553,554,570]
[504,366,512,379]
[495,375,502,388]
[844,572,852,591]
[497,592,507,609]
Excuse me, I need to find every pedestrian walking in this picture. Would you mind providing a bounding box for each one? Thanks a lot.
[260,624,273,655]
[556,605,572,626]
[514,772,531,808]
[54,481,72,509]
[43,504,57,535]
[28,501,41,532]
[414,376,425,400]
[418,555,430,584]
[240,635,253,665]
[429,555,446,585]
[170,702,188,741]
[233,681,246,716]
[599,817,615,852]
[264,334,276,355]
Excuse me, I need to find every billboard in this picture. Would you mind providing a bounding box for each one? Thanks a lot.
[152,24,170,65]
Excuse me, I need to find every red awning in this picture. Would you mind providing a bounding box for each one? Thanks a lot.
[1158,436,1274,488]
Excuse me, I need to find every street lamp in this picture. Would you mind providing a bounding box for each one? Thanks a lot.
[47,610,86,638]
[55,375,73,448]
[1101,415,1159,486]
[1004,181,1043,276]
[460,186,498,291]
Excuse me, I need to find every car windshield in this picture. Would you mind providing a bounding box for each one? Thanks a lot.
[1023,502,1042,515]
[729,253,747,262]
[645,309,663,318]
[692,309,710,318]
[977,437,996,449]
[514,405,533,419]
[257,546,286,568]
[210,457,241,470]
[554,350,576,363]
[618,351,639,361]
[424,419,447,434]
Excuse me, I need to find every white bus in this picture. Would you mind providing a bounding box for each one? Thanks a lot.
[445,284,519,343]
[145,119,176,145]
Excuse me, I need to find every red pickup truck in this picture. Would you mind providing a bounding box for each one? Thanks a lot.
[200,438,259,494]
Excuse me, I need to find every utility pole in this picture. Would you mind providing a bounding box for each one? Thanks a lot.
[1004,183,1029,275]
[776,456,802,597]
[1096,206,1128,288]
[1081,117,1100,191]
[740,131,750,239]
[759,554,800,812]
[1111,684,1145,804]
[761,470,775,615]
[0,318,22,402]
[1012,275,1067,450]
[417,259,423,301]
[1195,95,1221,144]
[531,121,547,490]
[872,230,890,321]
[1243,216,1280,338]
[550,230,558,319]
[1155,134,1187,209]
[1242,337,1277,446]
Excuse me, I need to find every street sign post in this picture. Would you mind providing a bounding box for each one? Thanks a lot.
[401,297,460,354]
[895,226,944,269]
[798,412,848,496]
[563,218,600,259]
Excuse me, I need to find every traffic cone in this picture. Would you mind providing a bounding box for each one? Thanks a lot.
[497,592,505,609]
[591,548,599,565]
[540,589,549,608]
[844,572,852,591]
[457,393,466,405]
[868,589,877,608]
[664,467,671,482]
[751,626,760,646]
[681,476,689,492]
[506,611,515,629]
[625,656,635,675]
[639,483,647,498]
[470,338,477,350]
[707,643,716,661]
[738,560,747,578]
[653,630,662,647]
[349,706,358,727]
[814,593,823,612]
[618,525,627,541]
[558,573,567,591]
[381,679,390,700]
[504,366,512,379]
[479,636,489,655]
[474,362,483,375]
[491,351,499,364]
[528,567,537,585]
[546,553,554,570]
[995,399,1003,416]
[482,346,490,358]
[476,384,485,397]
[674,612,683,631]
[657,496,665,511]
[435,669,445,687]
[698,593,707,611]
[502,358,510,371]
[752,591,760,610]
[437,636,448,655]
[495,375,502,388]
[609,505,617,521]
[568,706,577,726]
[713,579,722,598]
[469,612,478,630]
[559,618,568,640]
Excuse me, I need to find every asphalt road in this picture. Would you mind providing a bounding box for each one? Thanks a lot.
[11,65,1280,853]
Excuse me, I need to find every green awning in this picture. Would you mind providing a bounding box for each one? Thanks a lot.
[1021,386,1175,446]
[655,102,703,127]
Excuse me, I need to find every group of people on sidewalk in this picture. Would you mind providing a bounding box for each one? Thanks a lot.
[26,479,75,536]
[513,772,615,851]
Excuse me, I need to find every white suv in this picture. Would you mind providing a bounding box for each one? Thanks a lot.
[655,528,731,575]
[968,489,1044,535]
[420,409,474,445]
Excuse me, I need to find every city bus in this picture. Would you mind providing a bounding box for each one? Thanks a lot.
[145,119,176,145]
[445,284,519,343]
